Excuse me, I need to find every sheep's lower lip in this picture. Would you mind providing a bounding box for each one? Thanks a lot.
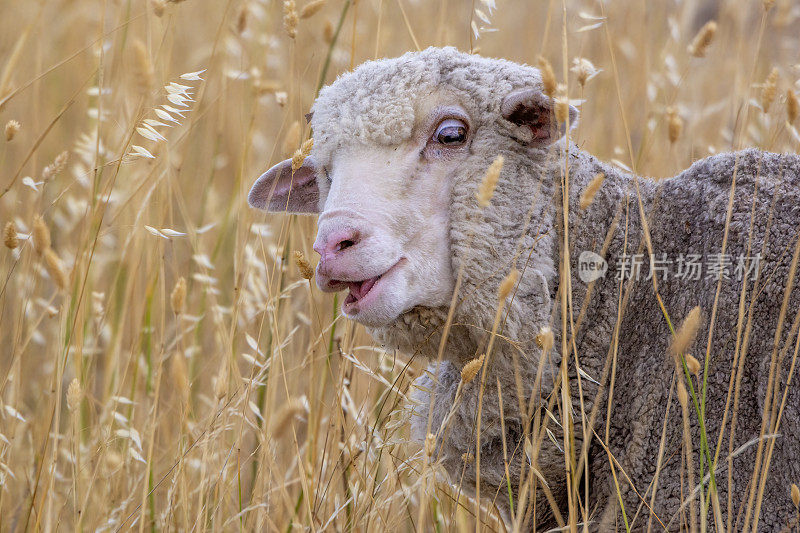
[340,260,403,311]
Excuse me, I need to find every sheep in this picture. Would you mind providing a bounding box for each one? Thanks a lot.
[248,47,800,531]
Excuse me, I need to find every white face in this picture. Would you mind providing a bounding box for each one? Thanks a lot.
[311,104,472,326]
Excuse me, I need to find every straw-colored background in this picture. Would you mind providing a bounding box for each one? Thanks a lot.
[1,0,798,530]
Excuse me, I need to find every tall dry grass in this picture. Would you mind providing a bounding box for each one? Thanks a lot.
[1,0,799,530]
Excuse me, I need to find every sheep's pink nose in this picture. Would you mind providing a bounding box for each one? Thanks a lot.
[313,228,361,262]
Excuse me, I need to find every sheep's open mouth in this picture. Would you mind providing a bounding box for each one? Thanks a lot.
[344,276,381,305]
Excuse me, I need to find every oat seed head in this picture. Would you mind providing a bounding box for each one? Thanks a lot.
[476,154,504,207]
[687,20,717,58]
[792,483,800,508]
[5,120,20,141]
[4,221,18,249]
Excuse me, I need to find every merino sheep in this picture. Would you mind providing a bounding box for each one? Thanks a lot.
[248,47,800,531]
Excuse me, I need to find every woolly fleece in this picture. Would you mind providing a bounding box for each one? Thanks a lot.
[308,47,800,531]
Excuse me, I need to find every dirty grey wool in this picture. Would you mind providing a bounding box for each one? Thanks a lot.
[309,47,800,531]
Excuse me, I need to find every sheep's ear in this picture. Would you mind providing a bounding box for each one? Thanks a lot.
[501,88,578,146]
[248,157,320,214]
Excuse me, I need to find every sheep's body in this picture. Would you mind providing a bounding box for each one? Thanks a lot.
[308,48,800,530]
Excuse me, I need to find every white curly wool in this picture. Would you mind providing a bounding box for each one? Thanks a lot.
[304,47,800,530]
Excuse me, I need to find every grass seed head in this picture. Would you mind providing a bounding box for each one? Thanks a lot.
[66,378,82,412]
[537,56,556,97]
[43,248,69,291]
[670,306,702,359]
[171,276,187,314]
[282,120,301,156]
[5,120,20,141]
[170,352,190,408]
[761,68,779,112]
[580,172,605,210]
[476,154,504,207]
[300,0,325,19]
[498,268,520,301]
[294,250,314,279]
[425,433,436,457]
[42,151,68,182]
[132,40,155,95]
[32,215,51,254]
[787,89,799,123]
[667,106,683,143]
[688,20,717,58]
[535,326,554,352]
[4,221,18,249]
[283,0,298,39]
[571,57,599,87]
[270,397,309,436]
[151,0,165,16]
[236,4,249,34]
[214,364,228,400]
[460,353,485,384]
[685,354,701,376]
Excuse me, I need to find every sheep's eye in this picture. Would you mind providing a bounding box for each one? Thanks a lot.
[433,118,467,146]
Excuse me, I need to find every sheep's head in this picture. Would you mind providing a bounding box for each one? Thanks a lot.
[248,47,576,329]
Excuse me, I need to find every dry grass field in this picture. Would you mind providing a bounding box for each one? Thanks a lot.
[1,0,799,531]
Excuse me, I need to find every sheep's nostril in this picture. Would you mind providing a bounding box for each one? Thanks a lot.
[336,239,356,252]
